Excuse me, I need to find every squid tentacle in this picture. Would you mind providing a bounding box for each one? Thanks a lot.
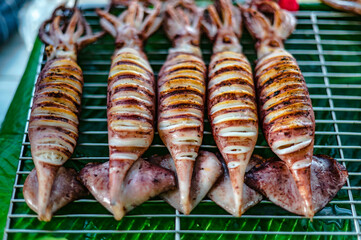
[39,6,103,60]
[240,1,296,57]
[96,0,162,50]
[202,0,242,53]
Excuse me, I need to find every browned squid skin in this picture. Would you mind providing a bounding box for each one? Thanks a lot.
[25,6,102,221]
[242,1,315,217]
[321,0,361,15]
[158,0,206,214]
[202,0,258,217]
[148,151,222,214]
[245,155,348,215]
[94,1,162,220]
[23,167,88,218]
[79,159,176,216]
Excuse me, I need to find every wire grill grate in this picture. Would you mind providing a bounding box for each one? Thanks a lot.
[3,5,361,240]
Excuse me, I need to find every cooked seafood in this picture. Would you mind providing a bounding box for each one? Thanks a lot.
[24,167,88,217]
[321,0,361,15]
[92,0,162,220]
[245,155,348,215]
[202,0,258,217]
[149,151,222,214]
[25,6,102,221]
[79,159,176,216]
[208,154,264,216]
[242,1,315,217]
[157,0,206,214]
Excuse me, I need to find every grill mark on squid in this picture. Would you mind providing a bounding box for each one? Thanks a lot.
[37,82,81,96]
[208,51,258,153]
[111,86,153,100]
[43,72,83,83]
[35,125,78,139]
[31,115,77,126]
[161,102,203,111]
[158,50,206,158]
[161,113,203,122]
[160,88,203,101]
[29,58,82,166]
[34,91,80,109]
[162,64,205,75]
[258,69,303,90]
[209,78,254,90]
[109,114,153,124]
[209,92,256,107]
[107,48,155,162]
[255,49,315,157]
[109,72,153,85]
[32,101,75,113]
[210,65,252,78]
[113,60,152,75]
[211,57,249,66]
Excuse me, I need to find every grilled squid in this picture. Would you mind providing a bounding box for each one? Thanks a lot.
[87,1,165,220]
[157,0,207,214]
[24,6,102,221]
[242,2,315,217]
[202,0,258,217]
[321,0,361,15]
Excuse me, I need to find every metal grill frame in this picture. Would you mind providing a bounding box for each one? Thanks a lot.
[3,5,361,240]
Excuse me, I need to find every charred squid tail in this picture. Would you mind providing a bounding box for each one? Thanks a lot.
[174,159,194,215]
[109,159,134,208]
[34,162,59,221]
[228,162,248,217]
[291,160,314,218]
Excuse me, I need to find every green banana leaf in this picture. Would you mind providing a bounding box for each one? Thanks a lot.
[1,2,361,239]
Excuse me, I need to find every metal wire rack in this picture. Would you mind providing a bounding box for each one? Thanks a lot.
[3,4,361,240]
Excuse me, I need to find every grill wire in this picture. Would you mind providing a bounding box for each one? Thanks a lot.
[3,4,361,240]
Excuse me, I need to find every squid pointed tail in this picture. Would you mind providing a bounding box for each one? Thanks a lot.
[34,161,59,221]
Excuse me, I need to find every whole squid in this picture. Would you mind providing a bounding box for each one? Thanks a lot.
[157,0,207,214]
[94,0,163,220]
[242,1,315,217]
[24,6,102,221]
[202,0,258,217]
